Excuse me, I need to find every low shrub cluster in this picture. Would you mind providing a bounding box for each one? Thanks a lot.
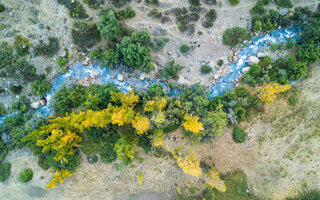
[115,7,136,20]
[202,9,217,28]
[180,44,190,53]
[159,60,184,80]
[57,0,88,19]
[72,21,101,49]
[19,169,33,182]
[232,127,246,143]
[0,163,11,182]
[31,80,51,97]
[222,27,250,46]
[201,65,212,74]
[83,0,104,9]
[34,37,59,57]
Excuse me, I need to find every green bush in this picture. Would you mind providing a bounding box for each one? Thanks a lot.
[201,65,212,74]
[57,0,88,18]
[19,169,33,183]
[241,64,262,86]
[14,35,31,56]
[72,21,101,49]
[117,31,153,70]
[180,44,190,53]
[0,4,5,12]
[0,141,8,162]
[223,27,250,46]
[250,4,267,15]
[57,57,68,69]
[205,9,217,22]
[0,163,11,182]
[115,7,136,20]
[34,37,59,57]
[258,0,271,5]
[0,103,5,116]
[98,11,120,40]
[232,127,246,143]
[83,0,104,9]
[152,38,169,52]
[147,83,165,97]
[188,0,200,6]
[145,0,159,5]
[31,80,51,96]
[229,0,240,6]
[285,189,320,200]
[38,154,50,170]
[275,0,293,8]
[159,60,184,80]
[10,84,23,95]
[217,59,224,66]
[288,96,298,106]
[10,96,31,113]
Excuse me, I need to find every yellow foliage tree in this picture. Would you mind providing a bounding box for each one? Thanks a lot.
[206,169,227,193]
[132,114,150,135]
[183,114,204,134]
[144,97,167,112]
[171,148,202,176]
[137,172,144,186]
[46,169,71,189]
[149,129,164,147]
[256,83,291,103]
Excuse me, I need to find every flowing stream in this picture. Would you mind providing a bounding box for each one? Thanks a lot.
[0,28,298,124]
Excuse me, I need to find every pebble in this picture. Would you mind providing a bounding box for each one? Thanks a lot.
[115,176,120,181]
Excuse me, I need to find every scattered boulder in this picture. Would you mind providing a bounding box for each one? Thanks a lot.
[242,67,250,73]
[31,102,40,109]
[82,57,90,66]
[117,74,124,81]
[279,8,288,16]
[232,56,239,62]
[247,56,259,65]
[139,72,146,80]
[257,52,267,58]
[59,50,67,58]
[87,155,98,164]
[39,98,47,106]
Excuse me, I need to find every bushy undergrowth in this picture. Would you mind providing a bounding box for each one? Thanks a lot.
[0,163,11,182]
[223,27,250,46]
[19,169,33,182]
[72,21,101,49]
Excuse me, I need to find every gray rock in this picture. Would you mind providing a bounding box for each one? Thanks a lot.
[257,52,267,58]
[140,72,146,80]
[186,67,190,72]
[242,67,250,73]
[232,56,239,63]
[167,50,172,55]
[247,56,259,65]
[39,23,45,29]
[31,102,40,109]
[117,74,124,81]
[115,176,120,181]
[279,8,288,16]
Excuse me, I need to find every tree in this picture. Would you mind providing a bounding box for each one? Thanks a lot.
[98,11,120,40]
[183,113,204,134]
[223,27,250,46]
[46,169,71,188]
[206,169,227,193]
[171,148,202,176]
[256,83,291,103]
[117,33,152,70]
[31,80,51,96]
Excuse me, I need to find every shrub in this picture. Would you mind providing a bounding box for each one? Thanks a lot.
[229,0,240,6]
[57,57,68,68]
[0,141,8,162]
[232,127,246,143]
[10,96,31,113]
[98,11,120,40]
[115,7,136,20]
[205,9,217,22]
[152,38,169,52]
[189,0,200,6]
[0,163,10,181]
[31,80,51,96]
[14,35,31,56]
[10,84,23,95]
[83,0,104,9]
[288,96,298,106]
[117,31,153,70]
[34,37,59,57]
[0,4,5,12]
[258,0,271,5]
[275,0,293,8]
[159,60,184,80]
[72,21,101,49]
[38,154,50,170]
[201,65,212,74]
[0,103,5,116]
[223,27,250,46]
[145,0,159,5]
[217,59,224,66]
[180,44,190,53]
[57,0,88,18]
[20,169,33,183]
[147,83,165,97]
[250,4,267,15]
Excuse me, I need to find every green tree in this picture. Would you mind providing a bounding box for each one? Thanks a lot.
[19,169,33,183]
[31,80,51,96]
[223,27,250,46]
[98,11,120,40]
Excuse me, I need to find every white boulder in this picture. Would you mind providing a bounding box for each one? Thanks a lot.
[117,74,124,81]
[247,56,259,65]
[31,102,40,109]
